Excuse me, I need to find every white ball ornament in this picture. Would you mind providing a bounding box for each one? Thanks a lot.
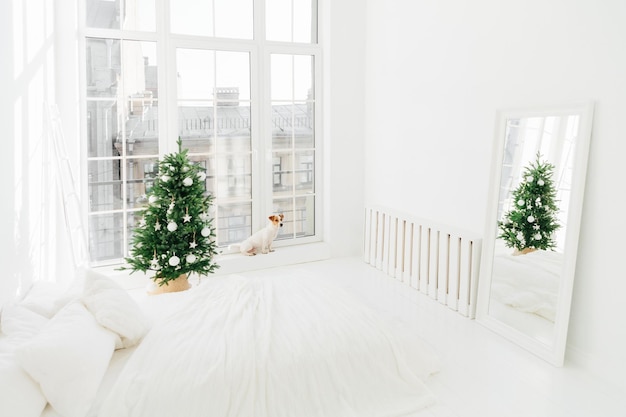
[161,175,170,182]
[201,227,210,237]
[167,221,178,232]
[534,233,542,240]
[527,215,535,223]
[148,195,158,204]
[197,171,207,181]
[183,177,193,187]
[168,255,180,266]
[186,254,197,263]
[517,199,525,207]
[537,179,545,186]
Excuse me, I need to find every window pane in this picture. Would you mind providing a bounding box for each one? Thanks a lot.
[293,0,316,43]
[267,0,317,43]
[295,151,314,193]
[217,203,252,247]
[294,103,314,149]
[216,105,251,151]
[123,0,156,31]
[266,0,291,42]
[88,159,122,212]
[86,0,155,31]
[171,0,252,39]
[86,40,158,158]
[293,55,313,100]
[89,212,124,262]
[215,51,251,100]
[271,54,292,100]
[272,151,293,196]
[271,103,292,149]
[171,0,211,36]
[295,195,315,237]
[86,38,121,98]
[123,41,158,156]
[214,0,253,39]
[86,100,119,158]
[216,154,251,199]
[272,196,314,240]
[86,0,120,29]
[271,54,313,101]
[272,154,315,206]
[178,49,249,101]
[271,103,313,149]
[179,103,214,151]
[177,49,215,100]
[178,104,252,153]
[127,157,159,209]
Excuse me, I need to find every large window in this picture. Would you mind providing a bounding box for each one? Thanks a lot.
[82,0,320,265]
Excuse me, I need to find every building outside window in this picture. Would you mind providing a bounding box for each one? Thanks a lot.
[82,0,320,265]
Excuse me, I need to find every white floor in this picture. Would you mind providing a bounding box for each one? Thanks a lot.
[234,257,626,417]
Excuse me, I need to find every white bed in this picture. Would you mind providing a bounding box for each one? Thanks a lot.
[487,240,562,343]
[490,240,561,322]
[1,266,439,417]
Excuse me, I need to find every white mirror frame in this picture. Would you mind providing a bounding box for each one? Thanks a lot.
[476,101,594,366]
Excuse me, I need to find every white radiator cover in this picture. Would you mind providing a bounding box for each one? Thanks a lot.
[364,206,482,318]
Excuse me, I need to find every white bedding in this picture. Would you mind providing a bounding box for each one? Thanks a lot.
[98,272,437,417]
[490,242,561,322]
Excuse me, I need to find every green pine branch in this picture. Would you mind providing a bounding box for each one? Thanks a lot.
[120,138,219,285]
[498,152,561,252]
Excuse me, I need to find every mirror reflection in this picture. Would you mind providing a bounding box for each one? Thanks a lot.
[489,113,581,345]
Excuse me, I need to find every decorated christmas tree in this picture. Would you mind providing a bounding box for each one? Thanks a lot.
[498,152,561,253]
[122,139,219,286]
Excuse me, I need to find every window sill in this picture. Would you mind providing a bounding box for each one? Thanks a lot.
[97,242,332,291]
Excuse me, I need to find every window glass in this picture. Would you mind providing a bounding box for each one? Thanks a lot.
[266,0,317,43]
[88,212,124,262]
[177,48,253,247]
[171,0,253,39]
[271,53,316,240]
[86,0,156,31]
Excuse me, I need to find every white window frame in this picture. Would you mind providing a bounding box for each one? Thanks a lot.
[79,0,323,266]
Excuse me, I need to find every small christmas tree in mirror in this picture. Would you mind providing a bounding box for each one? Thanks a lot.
[121,138,219,293]
[498,152,561,255]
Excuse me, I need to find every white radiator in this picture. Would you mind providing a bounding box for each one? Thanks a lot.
[364,206,482,318]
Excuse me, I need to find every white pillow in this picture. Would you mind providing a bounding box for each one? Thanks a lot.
[19,281,75,318]
[0,348,47,417]
[0,304,48,342]
[15,302,117,417]
[80,268,151,349]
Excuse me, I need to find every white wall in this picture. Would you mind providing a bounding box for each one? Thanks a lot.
[364,0,626,389]
[1,0,71,307]
[323,0,366,257]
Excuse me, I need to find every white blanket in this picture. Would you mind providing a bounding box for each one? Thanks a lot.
[98,273,436,417]
[491,244,561,322]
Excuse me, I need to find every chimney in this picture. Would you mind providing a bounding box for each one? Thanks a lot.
[214,87,239,106]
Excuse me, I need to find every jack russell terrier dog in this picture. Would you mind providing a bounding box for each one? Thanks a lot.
[230,214,284,256]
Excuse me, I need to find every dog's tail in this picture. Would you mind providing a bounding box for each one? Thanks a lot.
[227,244,240,251]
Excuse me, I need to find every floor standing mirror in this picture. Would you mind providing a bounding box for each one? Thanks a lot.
[476,101,594,366]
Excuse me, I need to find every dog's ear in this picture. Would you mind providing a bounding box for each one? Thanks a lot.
[279,213,284,220]
[268,215,276,221]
